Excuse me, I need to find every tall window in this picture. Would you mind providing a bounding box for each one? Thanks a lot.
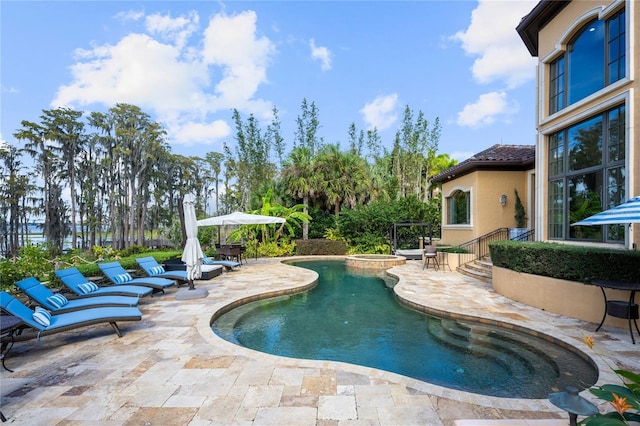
[607,10,626,85]
[549,56,565,115]
[548,105,625,242]
[548,9,625,113]
[447,190,470,225]
[568,19,604,105]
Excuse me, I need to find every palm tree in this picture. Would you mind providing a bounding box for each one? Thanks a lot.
[316,144,369,216]
[281,146,316,239]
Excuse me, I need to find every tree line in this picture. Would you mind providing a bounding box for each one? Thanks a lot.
[0,99,456,257]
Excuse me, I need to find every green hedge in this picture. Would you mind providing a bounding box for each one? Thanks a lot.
[489,241,640,284]
[294,239,347,255]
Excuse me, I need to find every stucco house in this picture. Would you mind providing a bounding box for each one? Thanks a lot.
[517,0,638,250]
[431,144,535,247]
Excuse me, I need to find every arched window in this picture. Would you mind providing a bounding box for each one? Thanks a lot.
[567,19,604,104]
[548,9,625,114]
[447,190,470,225]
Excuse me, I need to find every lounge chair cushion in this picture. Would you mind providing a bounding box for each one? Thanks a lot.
[78,282,100,294]
[149,266,165,275]
[33,306,52,326]
[56,268,153,298]
[47,294,69,308]
[112,273,133,284]
[202,257,215,265]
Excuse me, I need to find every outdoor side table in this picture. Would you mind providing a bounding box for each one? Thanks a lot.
[437,251,452,272]
[592,280,640,344]
[1,315,23,372]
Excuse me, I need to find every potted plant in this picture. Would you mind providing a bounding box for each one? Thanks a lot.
[509,189,528,240]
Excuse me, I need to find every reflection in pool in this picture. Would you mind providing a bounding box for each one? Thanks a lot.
[212,260,597,398]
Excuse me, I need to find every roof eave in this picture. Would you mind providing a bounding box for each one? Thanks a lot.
[431,157,535,184]
[516,0,571,57]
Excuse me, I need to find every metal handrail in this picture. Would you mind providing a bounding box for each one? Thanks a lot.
[455,228,535,266]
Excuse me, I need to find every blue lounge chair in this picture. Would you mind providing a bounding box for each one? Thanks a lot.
[16,277,139,314]
[99,261,175,292]
[203,256,240,270]
[56,267,153,298]
[0,291,142,341]
[135,256,189,286]
[163,256,237,272]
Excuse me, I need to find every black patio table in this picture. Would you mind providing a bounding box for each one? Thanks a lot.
[1,314,23,372]
[592,279,640,344]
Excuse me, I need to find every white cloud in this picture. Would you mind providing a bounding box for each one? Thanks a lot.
[0,134,8,151]
[165,119,231,146]
[114,9,145,23]
[452,0,537,88]
[51,10,276,146]
[360,93,399,131]
[145,11,199,50]
[309,38,332,71]
[202,10,276,111]
[457,91,518,128]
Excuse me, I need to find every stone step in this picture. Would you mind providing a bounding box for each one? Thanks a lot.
[475,258,493,268]
[457,265,492,282]
[425,318,552,381]
[465,261,491,275]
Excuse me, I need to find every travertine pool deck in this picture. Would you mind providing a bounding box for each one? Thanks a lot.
[1,257,638,425]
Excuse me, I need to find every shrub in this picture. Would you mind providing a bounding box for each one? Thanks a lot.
[489,240,640,283]
[255,241,296,257]
[119,245,147,258]
[295,239,347,255]
[0,244,54,291]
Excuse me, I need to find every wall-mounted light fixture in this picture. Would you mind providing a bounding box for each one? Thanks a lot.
[499,194,507,206]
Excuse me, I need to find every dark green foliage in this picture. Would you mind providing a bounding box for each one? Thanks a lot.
[295,239,347,255]
[335,195,438,253]
[308,207,336,239]
[439,246,469,253]
[514,189,526,228]
[118,245,148,258]
[489,240,640,283]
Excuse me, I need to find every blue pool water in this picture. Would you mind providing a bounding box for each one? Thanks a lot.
[212,260,597,398]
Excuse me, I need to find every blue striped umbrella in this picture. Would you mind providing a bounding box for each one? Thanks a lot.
[572,196,640,226]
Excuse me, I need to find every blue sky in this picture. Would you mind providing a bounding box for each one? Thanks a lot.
[1,0,539,163]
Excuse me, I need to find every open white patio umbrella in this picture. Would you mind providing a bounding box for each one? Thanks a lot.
[181,194,204,291]
[197,211,286,227]
[571,196,640,226]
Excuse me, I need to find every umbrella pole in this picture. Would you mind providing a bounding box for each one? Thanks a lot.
[189,279,195,290]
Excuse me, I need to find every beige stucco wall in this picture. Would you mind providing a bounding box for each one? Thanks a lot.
[493,266,633,329]
[534,0,638,249]
[439,170,531,247]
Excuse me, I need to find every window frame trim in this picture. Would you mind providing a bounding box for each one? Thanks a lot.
[545,102,628,243]
[442,186,473,229]
[541,3,628,120]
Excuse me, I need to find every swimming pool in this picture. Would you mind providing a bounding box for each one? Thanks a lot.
[212,260,597,399]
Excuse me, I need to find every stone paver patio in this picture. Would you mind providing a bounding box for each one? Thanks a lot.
[1,257,637,425]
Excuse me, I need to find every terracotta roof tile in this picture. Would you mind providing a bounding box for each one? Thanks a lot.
[431,144,535,183]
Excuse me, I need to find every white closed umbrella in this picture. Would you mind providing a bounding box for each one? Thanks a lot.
[181,194,204,290]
